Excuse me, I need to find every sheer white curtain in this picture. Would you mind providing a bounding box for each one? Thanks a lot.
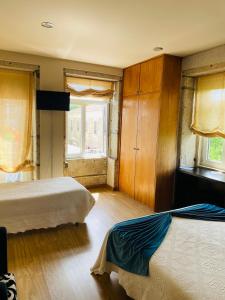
[191,72,225,137]
[0,68,35,182]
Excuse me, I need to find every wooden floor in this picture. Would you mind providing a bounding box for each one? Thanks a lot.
[8,187,152,300]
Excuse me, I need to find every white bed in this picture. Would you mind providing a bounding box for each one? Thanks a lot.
[92,217,225,300]
[0,176,95,233]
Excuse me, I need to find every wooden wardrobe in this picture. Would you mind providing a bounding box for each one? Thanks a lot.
[119,54,181,212]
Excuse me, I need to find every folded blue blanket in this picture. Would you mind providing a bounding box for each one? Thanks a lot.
[106,204,225,276]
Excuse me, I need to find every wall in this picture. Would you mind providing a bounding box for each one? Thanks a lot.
[64,158,107,187]
[182,44,225,71]
[107,81,121,188]
[178,76,196,167]
[0,50,122,182]
[179,44,225,167]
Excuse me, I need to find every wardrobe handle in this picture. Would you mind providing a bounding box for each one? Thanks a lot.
[133,147,140,150]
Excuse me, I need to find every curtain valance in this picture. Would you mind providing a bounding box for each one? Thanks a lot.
[65,76,114,100]
[191,72,225,137]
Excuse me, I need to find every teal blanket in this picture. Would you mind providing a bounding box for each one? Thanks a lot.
[106,204,225,276]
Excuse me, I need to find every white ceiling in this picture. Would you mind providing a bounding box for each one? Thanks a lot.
[1,0,225,68]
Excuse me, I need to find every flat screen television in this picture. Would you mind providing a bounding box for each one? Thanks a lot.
[36,90,70,111]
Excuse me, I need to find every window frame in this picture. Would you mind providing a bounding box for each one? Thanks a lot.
[197,136,225,172]
[65,97,109,160]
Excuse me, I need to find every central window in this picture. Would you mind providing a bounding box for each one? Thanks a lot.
[66,98,108,159]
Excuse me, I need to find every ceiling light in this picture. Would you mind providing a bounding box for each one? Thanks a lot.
[41,21,54,29]
[153,47,163,52]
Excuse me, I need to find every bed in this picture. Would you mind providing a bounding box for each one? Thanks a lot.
[0,176,95,233]
[92,208,225,300]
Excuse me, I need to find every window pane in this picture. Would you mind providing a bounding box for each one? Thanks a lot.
[67,104,82,156]
[208,137,224,161]
[85,104,106,155]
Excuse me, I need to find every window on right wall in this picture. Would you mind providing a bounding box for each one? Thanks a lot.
[191,71,225,172]
[198,137,225,171]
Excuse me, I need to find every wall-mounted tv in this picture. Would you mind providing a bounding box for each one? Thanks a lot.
[36,90,70,111]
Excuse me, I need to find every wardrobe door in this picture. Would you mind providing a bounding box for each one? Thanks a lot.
[134,92,160,207]
[119,95,138,197]
[123,64,140,97]
[139,56,163,94]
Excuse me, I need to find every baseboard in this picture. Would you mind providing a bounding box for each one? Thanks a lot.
[87,184,118,190]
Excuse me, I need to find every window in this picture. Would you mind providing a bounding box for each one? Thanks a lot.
[192,72,225,172]
[65,76,114,159]
[66,98,108,158]
[198,137,225,171]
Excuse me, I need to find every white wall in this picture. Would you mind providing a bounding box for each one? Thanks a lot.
[0,50,122,179]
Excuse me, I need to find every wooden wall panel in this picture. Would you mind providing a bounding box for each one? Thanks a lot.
[119,95,139,197]
[134,92,160,207]
[123,64,140,97]
[155,56,181,211]
[140,56,163,94]
[119,54,181,211]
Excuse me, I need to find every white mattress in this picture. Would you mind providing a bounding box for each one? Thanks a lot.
[0,177,95,233]
[91,217,225,300]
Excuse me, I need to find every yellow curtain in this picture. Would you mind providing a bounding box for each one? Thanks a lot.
[66,76,114,99]
[191,72,225,137]
[0,69,34,173]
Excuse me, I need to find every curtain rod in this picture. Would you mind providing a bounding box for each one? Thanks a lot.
[0,60,39,72]
[64,68,122,82]
[182,62,225,77]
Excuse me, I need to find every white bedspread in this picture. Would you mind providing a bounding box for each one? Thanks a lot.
[91,217,225,300]
[0,177,95,233]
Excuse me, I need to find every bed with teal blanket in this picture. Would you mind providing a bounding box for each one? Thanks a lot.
[91,204,225,300]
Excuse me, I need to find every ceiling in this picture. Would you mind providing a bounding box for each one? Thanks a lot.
[1,0,225,68]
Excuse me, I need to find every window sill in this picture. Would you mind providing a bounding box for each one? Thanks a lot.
[178,166,225,184]
[198,163,225,174]
[66,154,107,161]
